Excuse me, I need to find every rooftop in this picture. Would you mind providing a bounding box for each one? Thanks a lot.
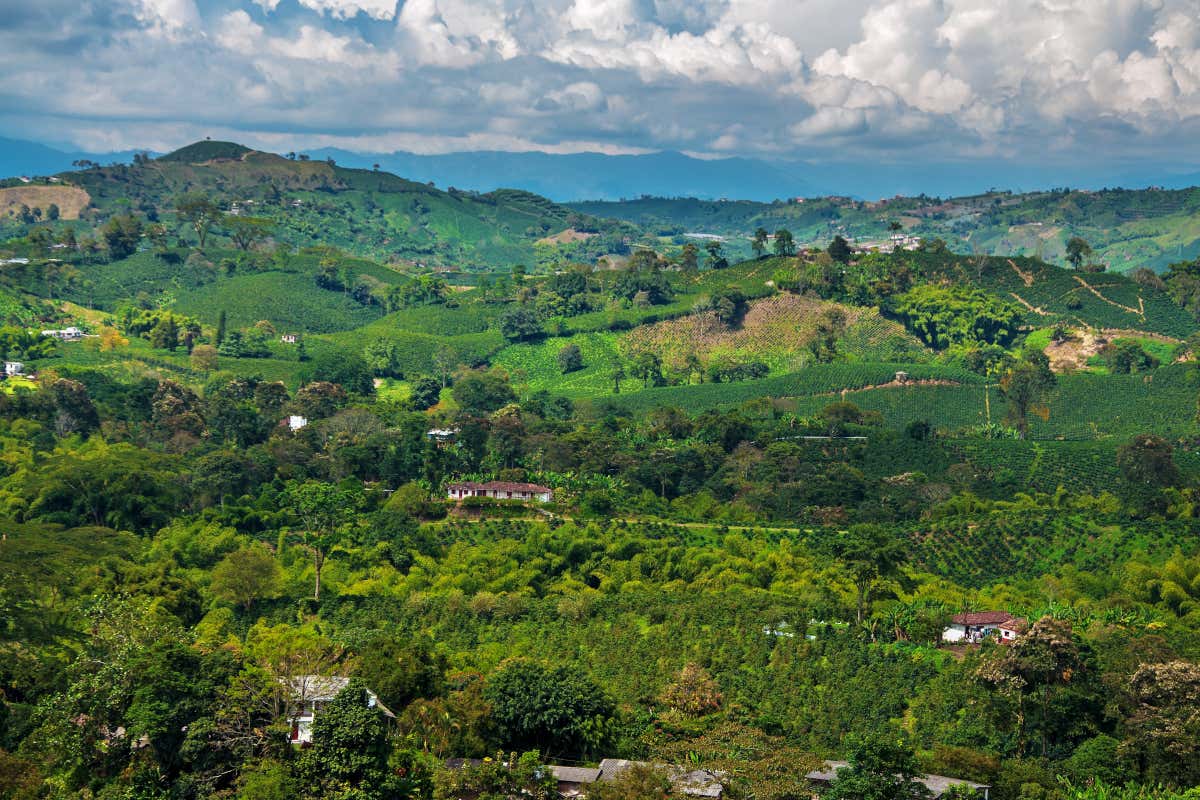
[448,480,552,493]
[806,761,989,798]
[951,611,1016,626]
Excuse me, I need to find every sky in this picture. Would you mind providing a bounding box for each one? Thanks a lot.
[3,0,1200,185]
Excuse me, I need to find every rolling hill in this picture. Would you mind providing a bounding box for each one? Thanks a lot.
[29,140,637,269]
[570,187,1200,273]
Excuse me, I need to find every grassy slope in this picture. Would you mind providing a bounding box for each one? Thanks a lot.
[172,271,383,332]
[492,294,930,397]
[40,337,318,388]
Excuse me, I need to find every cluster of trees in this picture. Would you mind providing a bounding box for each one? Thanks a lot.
[0,339,1196,800]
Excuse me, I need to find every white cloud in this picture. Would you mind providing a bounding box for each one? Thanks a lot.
[5,0,1200,178]
[297,0,399,20]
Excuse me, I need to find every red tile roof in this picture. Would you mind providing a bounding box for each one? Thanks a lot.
[448,480,552,494]
[951,611,1015,626]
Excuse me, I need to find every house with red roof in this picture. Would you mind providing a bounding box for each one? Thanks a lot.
[446,480,552,503]
[942,611,1027,645]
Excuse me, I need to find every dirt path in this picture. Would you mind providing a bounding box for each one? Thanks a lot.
[1009,292,1052,316]
[1009,259,1035,287]
[818,377,962,396]
[1072,275,1143,317]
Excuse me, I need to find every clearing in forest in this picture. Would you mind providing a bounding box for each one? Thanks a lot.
[622,293,928,375]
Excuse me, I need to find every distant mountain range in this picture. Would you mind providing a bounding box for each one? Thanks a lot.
[302,148,813,202]
[5,133,1200,203]
[0,137,148,179]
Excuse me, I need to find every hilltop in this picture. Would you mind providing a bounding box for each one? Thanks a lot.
[3,140,636,269]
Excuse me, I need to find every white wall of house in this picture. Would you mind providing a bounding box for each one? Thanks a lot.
[942,623,1005,644]
[942,624,968,643]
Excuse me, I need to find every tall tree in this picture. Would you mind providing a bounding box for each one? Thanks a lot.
[679,242,699,273]
[225,216,274,251]
[285,481,363,602]
[830,523,910,624]
[295,682,411,800]
[483,660,613,759]
[100,214,143,260]
[1065,236,1092,269]
[977,617,1096,758]
[704,238,727,269]
[999,351,1056,438]
[174,194,224,249]
[773,228,796,256]
[752,227,769,258]
[1125,660,1200,787]
[210,544,282,611]
[828,234,853,264]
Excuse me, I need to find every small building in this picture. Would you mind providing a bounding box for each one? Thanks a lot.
[548,765,602,798]
[287,415,308,431]
[4,361,24,376]
[282,675,393,745]
[806,760,989,800]
[40,326,84,341]
[942,611,1026,645]
[426,428,459,447]
[280,333,299,344]
[447,480,552,503]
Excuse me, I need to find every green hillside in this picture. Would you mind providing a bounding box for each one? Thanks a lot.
[171,271,384,333]
[573,186,1200,273]
[30,141,637,268]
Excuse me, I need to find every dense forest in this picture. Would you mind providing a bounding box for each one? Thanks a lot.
[2,145,1200,800]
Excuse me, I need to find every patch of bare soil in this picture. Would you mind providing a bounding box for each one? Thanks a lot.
[537,228,597,245]
[0,185,90,220]
[1044,329,1105,371]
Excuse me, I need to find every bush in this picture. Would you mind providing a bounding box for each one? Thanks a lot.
[557,343,583,374]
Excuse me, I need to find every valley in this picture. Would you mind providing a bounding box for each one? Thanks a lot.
[2,140,1200,800]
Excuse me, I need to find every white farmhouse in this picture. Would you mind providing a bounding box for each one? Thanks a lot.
[942,611,1026,645]
[446,480,552,503]
[282,676,393,745]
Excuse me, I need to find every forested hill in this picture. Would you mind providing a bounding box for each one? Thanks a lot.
[571,186,1200,273]
[0,140,635,268]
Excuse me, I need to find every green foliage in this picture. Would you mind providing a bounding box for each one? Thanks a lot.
[210,544,282,611]
[101,214,143,260]
[296,682,403,800]
[1101,339,1160,374]
[483,660,613,759]
[894,284,1023,350]
[498,306,544,342]
[451,369,516,415]
[433,752,557,800]
[556,343,583,374]
[821,734,932,800]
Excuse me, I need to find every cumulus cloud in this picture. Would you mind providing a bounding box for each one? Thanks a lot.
[3,0,1200,178]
